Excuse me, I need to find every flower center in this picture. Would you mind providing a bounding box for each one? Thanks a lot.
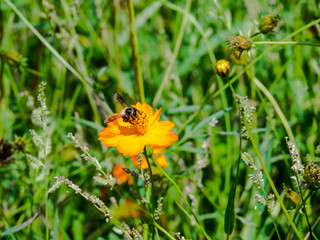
[130,111,148,135]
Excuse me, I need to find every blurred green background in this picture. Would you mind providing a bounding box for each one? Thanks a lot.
[0,0,320,239]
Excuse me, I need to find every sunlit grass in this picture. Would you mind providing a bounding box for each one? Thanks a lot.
[1,0,320,239]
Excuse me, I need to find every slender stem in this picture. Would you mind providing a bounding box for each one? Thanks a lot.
[253,78,296,144]
[144,147,155,240]
[226,77,235,95]
[154,160,212,240]
[271,218,281,240]
[153,222,176,240]
[144,152,154,212]
[224,126,242,237]
[153,0,192,106]
[43,118,49,240]
[177,18,320,135]
[286,191,315,238]
[0,56,4,100]
[175,200,208,237]
[242,117,303,240]
[128,0,145,103]
[295,178,314,239]
[254,41,320,47]
[3,0,113,122]
[3,0,88,86]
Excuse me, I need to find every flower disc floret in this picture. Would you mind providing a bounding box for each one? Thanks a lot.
[99,102,178,156]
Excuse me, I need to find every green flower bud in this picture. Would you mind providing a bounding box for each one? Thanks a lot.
[215,59,231,78]
[259,14,280,34]
[4,50,21,66]
[285,189,300,206]
[12,135,29,152]
[145,145,153,158]
[304,163,320,188]
[228,35,252,53]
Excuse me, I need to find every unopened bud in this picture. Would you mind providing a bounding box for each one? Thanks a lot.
[145,145,153,158]
[228,35,252,53]
[285,189,300,206]
[304,163,320,188]
[259,14,280,34]
[215,59,231,78]
[4,50,21,66]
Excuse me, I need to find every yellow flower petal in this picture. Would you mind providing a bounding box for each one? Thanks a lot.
[99,135,123,147]
[153,148,164,154]
[145,129,178,149]
[117,135,147,156]
[155,155,169,168]
[134,102,154,117]
[149,120,175,131]
[113,164,131,184]
[147,108,161,128]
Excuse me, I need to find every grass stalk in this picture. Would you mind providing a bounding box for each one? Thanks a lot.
[242,117,303,240]
[128,0,145,103]
[254,41,320,47]
[144,147,155,240]
[153,222,176,240]
[3,0,112,122]
[177,18,320,135]
[152,0,192,106]
[154,160,212,240]
[252,78,295,144]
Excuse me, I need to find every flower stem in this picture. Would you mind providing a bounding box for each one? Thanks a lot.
[254,41,320,47]
[152,0,192,106]
[154,161,212,240]
[144,147,155,240]
[286,191,314,237]
[3,0,113,122]
[128,0,145,103]
[224,137,242,236]
[242,117,303,240]
[153,222,176,240]
[177,18,320,136]
[253,78,296,144]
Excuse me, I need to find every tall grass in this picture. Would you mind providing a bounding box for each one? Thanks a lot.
[1,0,320,239]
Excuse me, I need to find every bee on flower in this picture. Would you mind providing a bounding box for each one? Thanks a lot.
[99,94,178,156]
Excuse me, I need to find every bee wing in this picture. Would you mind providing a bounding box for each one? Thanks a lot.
[105,114,121,124]
[114,93,128,108]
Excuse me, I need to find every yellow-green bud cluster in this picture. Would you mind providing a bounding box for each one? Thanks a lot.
[12,136,28,152]
[0,139,14,165]
[215,59,231,78]
[259,14,280,34]
[228,35,252,53]
[285,188,300,206]
[304,163,320,189]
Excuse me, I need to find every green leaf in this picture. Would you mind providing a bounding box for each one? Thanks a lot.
[72,117,103,131]
[224,184,236,235]
[167,105,212,114]
[178,107,232,144]
[1,204,44,236]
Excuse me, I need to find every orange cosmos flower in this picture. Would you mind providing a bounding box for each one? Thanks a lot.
[99,102,178,156]
[131,148,169,169]
[113,164,133,185]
